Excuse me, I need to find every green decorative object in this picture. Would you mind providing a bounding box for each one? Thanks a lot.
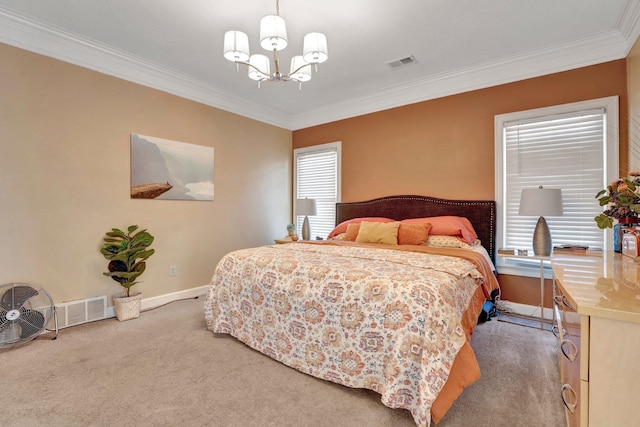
[100,225,155,297]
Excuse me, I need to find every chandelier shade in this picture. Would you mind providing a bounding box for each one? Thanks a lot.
[303,32,328,64]
[223,31,250,62]
[248,54,271,81]
[260,15,288,51]
[222,0,328,86]
[290,56,311,82]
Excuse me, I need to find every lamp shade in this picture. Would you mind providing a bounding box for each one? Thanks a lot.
[518,187,563,217]
[303,32,328,64]
[290,56,312,82]
[248,54,270,81]
[260,14,288,51]
[223,31,250,62]
[296,198,317,216]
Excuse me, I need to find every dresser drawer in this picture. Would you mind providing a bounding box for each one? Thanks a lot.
[555,284,581,427]
[552,253,640,427]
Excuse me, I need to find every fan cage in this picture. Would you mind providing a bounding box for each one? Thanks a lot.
[0,283,55,348]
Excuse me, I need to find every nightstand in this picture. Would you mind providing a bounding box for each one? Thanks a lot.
[274,238,297,244]
[497,252,550,329]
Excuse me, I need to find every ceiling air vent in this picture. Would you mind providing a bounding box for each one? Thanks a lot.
[386,55,418,70]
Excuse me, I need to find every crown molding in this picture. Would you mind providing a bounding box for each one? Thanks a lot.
[290,28,632,129]
[618,0,640,50]
[0,7,293,129]
[1,4,639,131]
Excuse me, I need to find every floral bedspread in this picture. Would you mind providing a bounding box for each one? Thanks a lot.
[204,243,489,427]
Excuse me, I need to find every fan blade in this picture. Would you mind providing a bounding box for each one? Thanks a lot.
[0,285,39,310]
[17,308,45,340]
[0,308,8,332]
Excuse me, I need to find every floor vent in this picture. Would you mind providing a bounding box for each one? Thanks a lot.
[51,295,108,329]
[386,55,418,70]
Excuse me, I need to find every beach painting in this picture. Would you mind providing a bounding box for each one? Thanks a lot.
[130,134,214,201]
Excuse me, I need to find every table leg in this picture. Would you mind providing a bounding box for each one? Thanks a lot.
[540,259,544,329]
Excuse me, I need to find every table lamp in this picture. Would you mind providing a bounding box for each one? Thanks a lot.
[296,198,317,240]
[518,186,563,256]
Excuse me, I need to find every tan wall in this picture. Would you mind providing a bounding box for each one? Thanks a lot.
[630,36,640,171]
[0,43,292,305]
[293,59,628,306]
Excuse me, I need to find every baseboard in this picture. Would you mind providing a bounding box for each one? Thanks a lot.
[106,285,208,318]
[498,300,554,321]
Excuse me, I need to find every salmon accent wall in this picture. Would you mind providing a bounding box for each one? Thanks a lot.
[293,60,628,202]
[0,43,292,305]
[293,59,628,307]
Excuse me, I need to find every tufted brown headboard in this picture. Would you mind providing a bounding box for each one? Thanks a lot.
[336,195,497,262]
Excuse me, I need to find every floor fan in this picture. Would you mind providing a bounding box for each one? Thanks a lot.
[0,283,58,349]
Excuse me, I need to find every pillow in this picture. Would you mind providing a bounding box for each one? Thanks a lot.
[326,217,395,239]
[330,233,347,241]
[355,221,400,245]
[344,223,361,241]
[400,216,478,244]
[426,235,473,249]
[397,223,431,246]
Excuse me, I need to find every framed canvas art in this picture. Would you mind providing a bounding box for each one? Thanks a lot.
[130,134,214,200]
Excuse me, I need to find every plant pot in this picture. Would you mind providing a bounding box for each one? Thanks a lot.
[112,292,142,321]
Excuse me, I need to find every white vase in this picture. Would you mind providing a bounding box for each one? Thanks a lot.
[112,292,142,321]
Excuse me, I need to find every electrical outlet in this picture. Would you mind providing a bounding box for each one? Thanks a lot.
[169,266,177,277]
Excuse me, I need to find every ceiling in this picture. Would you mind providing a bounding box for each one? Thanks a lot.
[1,0,639,130]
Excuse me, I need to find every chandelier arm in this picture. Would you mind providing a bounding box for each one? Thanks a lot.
[289,63,315,76]
[233,60,272,80]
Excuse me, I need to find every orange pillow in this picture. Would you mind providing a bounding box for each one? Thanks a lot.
[400,216,477,244]
[398,223,432,245]
[326,217,395,239]
[344,223,361,241]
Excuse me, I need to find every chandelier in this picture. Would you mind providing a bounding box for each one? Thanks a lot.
[223,0,328,87]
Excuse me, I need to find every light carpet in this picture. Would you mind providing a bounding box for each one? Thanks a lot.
[0,296,565,427]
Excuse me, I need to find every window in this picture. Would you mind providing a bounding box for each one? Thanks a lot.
[495,97,618,276]
[294,141,342,239]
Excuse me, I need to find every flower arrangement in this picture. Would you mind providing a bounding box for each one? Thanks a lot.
[595,172,640,229]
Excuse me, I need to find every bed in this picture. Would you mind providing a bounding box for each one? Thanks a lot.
[205,195,499,426]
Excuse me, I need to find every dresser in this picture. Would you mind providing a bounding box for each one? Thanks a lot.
[552,253,640,427]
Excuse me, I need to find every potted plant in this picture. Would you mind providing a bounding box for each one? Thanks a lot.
[286,223,299,241]
[100,225,155,321]
[595,172,640,252]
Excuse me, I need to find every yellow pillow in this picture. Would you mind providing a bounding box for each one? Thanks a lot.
[355,221,400,245]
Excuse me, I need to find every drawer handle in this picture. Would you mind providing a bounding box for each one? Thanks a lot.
[561,338,578,362]
[561,384,577,413]
[552,324,565,338]
[560,295,575,310]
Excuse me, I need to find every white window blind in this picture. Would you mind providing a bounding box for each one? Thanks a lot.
[294,142,341,239]
[503,108,606,250]
[495,97,619,276]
